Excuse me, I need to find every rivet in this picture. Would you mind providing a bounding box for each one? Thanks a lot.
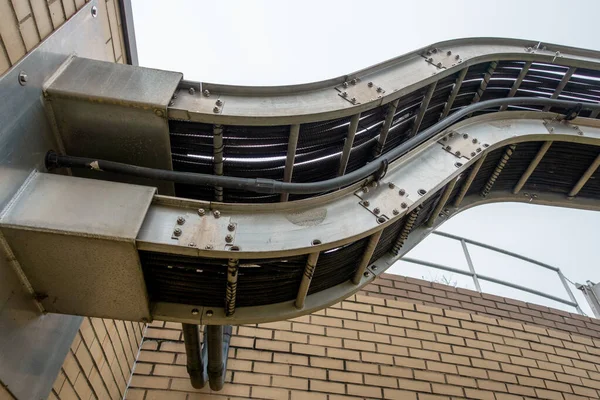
[216,99,223,106]
[203,89,210,97]
[191,308,199,315]
[455,151,461,157]
[472,138,478,144]
[437,62,442,68]
[198,208,206,216]
[449,132,454,137]
[447,50,452,56]
[455,55,460,60]
[393,209,399,215]
[476,148,482,153]
[401,202,408,209]
[341,91,348,97]
[351,97,357,104]
[225,234,233,243]
[227,223,236,231]
[362,200,370,207]
[443,137,448,141]
[213,210,221,218]
[373,207,380,215]
[399,189,406,196]
[177,216,186,225]
[368,82,373,87]
[91,6,98,17]
[388,182,395,189]
[463,134,468,139]
[173,228,182,237]
[188,87,196,95]
[446,146,452,151]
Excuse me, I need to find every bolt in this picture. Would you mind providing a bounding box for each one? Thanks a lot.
[399,189,406,196]
[449,132,454,137]
[91,5,98,17]
[471,152,476,157]
[18,71,27,85]
[373,207,380,215]
[476,148,481,153]
[393,209,399,215]
[432,48,438,54]
[388,182,395,189]
[446,146,452,151]
[198,208,206,216]
[447,50,452,56]
[368,82,373,87]
[351,97,357,104]
[213,106,220,113]
[428,57,434,62]
[154,109,165,118]
[455,55,460,60]
[363,271,369,277]
[455,162,463,168]
[401,202,408,209]
[437,62,442,68]
[370,181,377,188]
[350,78,357,85]
[213,210,221,218]
[443,137,448,141]
[206,310,213,317]
[225,234,233,243]
[377,87,383,93]
[372,266,378,270]
[177,216,185,225]
[203,89,210,97]
[455,151,461,157]
[227,223,235,231]
[483,143,489,148]
[216,99,223,106]
[188,87,196,95]
[341,91,348,97]
[362,187,369,193]
[172,93,177,99]
[188,242,195,247]
[169,100,175,106]
[205,244,213,250]
[472,138,478,144]
[463,133,468,139]
[362,200,370,207]
[173,228,182,237]
[343,82,349,88]
[191,308,199,315]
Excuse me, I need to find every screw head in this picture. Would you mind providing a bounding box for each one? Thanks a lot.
[188,87,196,95]
[213,210,221,218]
[388,182,395,189]
[203,89,210,97]
[401,202,408,209]
[18,71,27,85]
[213,106,220,113]
[227,223,235,232]
[362,200,370,207]
[177,216,186,225]
[173,228,182,237]
[373,207,380,215]
[225,234,233,243]
[191,308,199,315]
[198,208,206,216]
[91,6,98,17]
[393,209,399,215]
[399,189,406,196]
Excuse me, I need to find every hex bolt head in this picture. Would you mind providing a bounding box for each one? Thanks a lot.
[446,146,452,151]
[363,271,369,277]
[472,138,478,144]
[442,137,448,141]
[213,210,221,218]
[351,97,357,104]
[401,202,408,209]
[225,234,233,243]
[476,148,482,153]
[213,106,220,113]
[188,87,196,95]
[399,189,406,196]
[376,87,383,93]
[191,308,199,315]
[173,228,182,237]
[388,182,395,189]
[471,152,476,157]
[350,78,357,85]
[447,50,452,55]
[203,89,210,97]
[373,207,380,215]
[437,62,442,68]
[227,223,236,232]
[362,200,370,207]
[198,208,206,216]
[463,133,469,139]
[393,209,399,215]
[91,6,98,17]
[18,71,28,86]
[215,99,223,106]
[177,216,186,225]
[428,57,434,62]
[368,82,373,87]
[341,91,348,97]
[455,151,461,157]
[455,54,460,60]
[343,82,349,88]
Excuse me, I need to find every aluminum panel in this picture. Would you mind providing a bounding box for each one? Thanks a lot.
[45,57,182,195]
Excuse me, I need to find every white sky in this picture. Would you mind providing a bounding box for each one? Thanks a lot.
[131,0,600,316]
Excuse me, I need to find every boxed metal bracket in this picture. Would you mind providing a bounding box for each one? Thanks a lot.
[422,48,463,69]
[335,79,385,105]
[439,131,487,159]
[355,181,413,222]
[543,119,584,136]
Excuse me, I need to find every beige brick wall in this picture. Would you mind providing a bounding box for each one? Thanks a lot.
[0,0,127,77]
[50,318,146,400]
[127,274,600,400]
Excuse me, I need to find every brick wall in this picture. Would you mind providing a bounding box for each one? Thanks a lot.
[0,0,127,77]
[50,318,146,400]
[126,274,600,400]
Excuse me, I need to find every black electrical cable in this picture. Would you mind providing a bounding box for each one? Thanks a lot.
[45,98,600,195]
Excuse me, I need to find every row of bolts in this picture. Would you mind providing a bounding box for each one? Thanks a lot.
[172,209,235,248]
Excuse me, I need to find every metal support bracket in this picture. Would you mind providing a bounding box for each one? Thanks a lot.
[355,181,413,222]
[335,79,385,105]
[422,47,463,69]
[439,131,487,159]
[173,210,237,250]
[543,119,584,136]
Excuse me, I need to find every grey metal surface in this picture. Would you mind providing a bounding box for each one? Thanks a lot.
[0,2,112,399]
[0,172,155,321]
[117,0,139,65]
[578,282,600,318]
[45,57,182,195]
[169,38,600,125]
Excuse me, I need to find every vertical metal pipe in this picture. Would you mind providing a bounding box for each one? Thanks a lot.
[374,100,399,157]
[182,323,206,389]
[461,240,482,292]
[557,270,583,314]
[338,113,361,176]
[295,252,320,309]
[213,124,224,202]
[225,258,239,317]
[568,153,600,197]
[411,82,437,137]
[543,67,576,111]
[481,145,517,197]
[513,141,552,194]
[441,68,468,119]
[280,124,301,202]
[454,154,487,207]
[499,61,532,111]
[426,177,458,228]
[352,230,383,284]
[206,325,232,391]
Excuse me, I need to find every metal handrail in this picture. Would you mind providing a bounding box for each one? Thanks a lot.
[401,231,583,314]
